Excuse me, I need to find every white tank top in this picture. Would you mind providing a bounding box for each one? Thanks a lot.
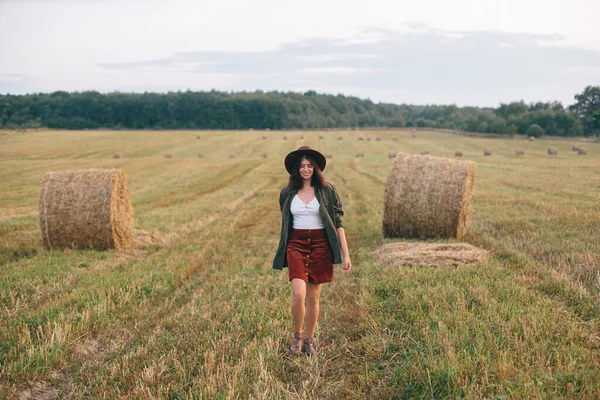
[290,194,324,229]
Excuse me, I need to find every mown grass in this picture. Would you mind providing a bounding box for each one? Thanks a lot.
[0,129,599,399]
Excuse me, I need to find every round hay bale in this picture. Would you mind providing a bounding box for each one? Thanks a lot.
[355,152,364,158]
[39,169,133,250]
[358,137,365,141]
[265,128,270,131]
[420,150,430,155]
[382,153,475,239]
[388,151,397,158]
[229,154,236,158]
[577,147,587,155]
[376,137,381,142]
[325,153,333,159]
[262,135,267,140]
[261,152,268,158]
[197,153,204,158]
[367,137,372,142]
[319,135,324,139]
[529,136,536,142]
[483,149,492,156]
[547,147,558,156]
[515,148,524,156]
[455,150,463,157]
[164,153,172,159]
[338,136,343,140]
[112,153,122,159]
[196,135,201,139]
[572,145,580,152]
[283,136,288,140]
[392,136,398,141]
[372,242,488,268]
[249,128,254,131]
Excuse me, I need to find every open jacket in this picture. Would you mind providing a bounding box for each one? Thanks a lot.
[272,182,344,270]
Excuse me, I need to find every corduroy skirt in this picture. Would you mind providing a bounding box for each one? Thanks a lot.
[287,228,334,284]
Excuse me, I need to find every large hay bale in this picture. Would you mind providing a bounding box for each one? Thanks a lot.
[39,169,133,250]
[420,150,430,155]
[261,152,268,158]
[164,153,172,159]
[325,153,333,159]
[483,149,492,156]
[547,147,558,156]
[319,135,324,139]
[196,135,201,139]
[112,153,122,159]
[572,145,580,152]
[455,150,463,157]
[388,151,397,158]
[515,148,524,156]
[372,242,488,268]
[577,147,587,155]
[355,152,364,158]
[382,153,475,239]
[529,136,536,142]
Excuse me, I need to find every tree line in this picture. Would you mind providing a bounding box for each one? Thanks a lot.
[1,86,598,136]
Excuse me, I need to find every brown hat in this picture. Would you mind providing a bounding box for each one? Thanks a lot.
[284,146,326,174]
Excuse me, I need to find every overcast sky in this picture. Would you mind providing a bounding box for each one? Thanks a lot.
[1,0,599,107]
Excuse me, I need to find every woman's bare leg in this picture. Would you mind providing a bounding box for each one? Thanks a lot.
[291,278,306,334]
[304,282,322,338]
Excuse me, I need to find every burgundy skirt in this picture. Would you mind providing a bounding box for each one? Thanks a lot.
[287,228,334,284]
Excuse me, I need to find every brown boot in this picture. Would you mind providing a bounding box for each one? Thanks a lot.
[302,337,317,357]
[290,333,302,355]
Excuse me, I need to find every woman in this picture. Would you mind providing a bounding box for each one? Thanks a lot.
[272,146,352,356]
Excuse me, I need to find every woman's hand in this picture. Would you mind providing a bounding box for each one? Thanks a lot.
[342,256,352,271]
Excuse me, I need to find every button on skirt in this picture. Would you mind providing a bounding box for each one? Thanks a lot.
[287,228,334,284]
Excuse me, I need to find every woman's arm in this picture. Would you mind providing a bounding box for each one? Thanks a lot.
[337,227,351,271]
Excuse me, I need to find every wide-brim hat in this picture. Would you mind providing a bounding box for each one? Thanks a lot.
[284,146,326,174]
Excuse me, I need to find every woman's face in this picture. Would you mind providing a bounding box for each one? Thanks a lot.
[299,157,314,180]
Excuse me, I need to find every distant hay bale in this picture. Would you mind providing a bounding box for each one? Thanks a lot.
[577,147,587,155]
[325,153,333,159]
[319,135,324,139]
[412,133,417,138]
[39,169,133,250]
[355,152,364,158]
[376,137,381,141]
[261,152,268,158]
[547,147,558,156]
[229,154,236,158]
[388,151,397,158]
[249,128,254,131]
[283,136,288,140]
[338,136,343,140]
[112,153,122,159]
[358,137,364,141]
[164,153,172,159]
[367,138,372,142]
[196,135,201,139]
[420,150,430,155]
[300,135,304,139]
[197,153,204,158]
[572,145,580,152]
[515,148,524,156]
[372,242,488,268]
[262,135,267,139]
[483,149,492,156]
[392,136,398,141]
[455,150,463,157]
[529,136,536,142]
[265,128,270,131]
[382,153,475,239]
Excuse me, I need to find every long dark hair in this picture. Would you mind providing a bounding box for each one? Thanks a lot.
[288,155,326,191]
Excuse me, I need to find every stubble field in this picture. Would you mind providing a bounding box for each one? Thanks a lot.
[0,129,599,399]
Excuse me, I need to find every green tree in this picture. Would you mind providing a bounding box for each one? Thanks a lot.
[570,86,600,135]
[526,123,545,137]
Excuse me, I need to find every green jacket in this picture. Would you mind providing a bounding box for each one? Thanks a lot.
[272,182,344,270]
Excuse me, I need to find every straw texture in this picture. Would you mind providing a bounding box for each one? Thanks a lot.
[382,153,475,239]
[372,242,488,268]
[39,169,134,250]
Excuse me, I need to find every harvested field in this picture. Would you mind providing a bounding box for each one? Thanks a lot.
[372,242,488,267]
[1,129,599,399]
